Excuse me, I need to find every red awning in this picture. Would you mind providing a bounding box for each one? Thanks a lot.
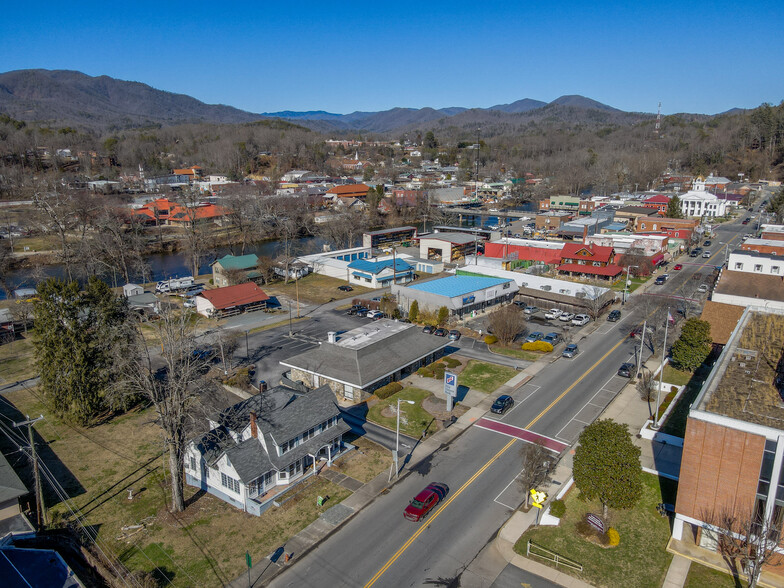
[651,253,665,265]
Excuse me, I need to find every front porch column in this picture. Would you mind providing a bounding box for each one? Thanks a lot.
[672,516,684,540]
[327,445,333,466]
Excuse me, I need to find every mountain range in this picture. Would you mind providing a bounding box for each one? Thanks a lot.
[0,69,660,134]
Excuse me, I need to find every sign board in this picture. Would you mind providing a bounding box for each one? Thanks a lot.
[585,513,605,534]
[530,489,547,509]
[462,295,476,305]
[444,372,458,398]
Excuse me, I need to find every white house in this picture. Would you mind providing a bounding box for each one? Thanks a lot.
[185,383,351,516]
[679,177,729,218]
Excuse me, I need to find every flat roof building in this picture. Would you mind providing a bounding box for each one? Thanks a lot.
[392,274,516,319]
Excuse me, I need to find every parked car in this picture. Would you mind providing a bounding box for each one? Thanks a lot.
[525,331,544,343]
[356,308,369,317]
[183,299,196,308]
[513,300,526,307]
[572,314,590,326]
[403,482,450,522]
[491,395,515,414]
[543,332,560,345]
[617,362,636,378]
[433,328,448,337]
[448,330,461,340]
[702,251,711,258]
[338,285,353,292]
[523,305,539,315]
[607,310,621,322]
[562,343,579,358]
[673,264,683,270]
[703,240,711,246]
[697,284,709,293]
[544,308,562,320]
[366,310,383,319]
[559,312,575,322]
[422,325,434,334]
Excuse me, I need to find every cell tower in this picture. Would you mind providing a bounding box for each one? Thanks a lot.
[654,102,662,138]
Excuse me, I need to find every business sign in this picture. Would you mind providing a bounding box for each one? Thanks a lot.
[530,489,547,509]
[585,513,605,533]
[444,372,458,398]
[462,295,475,305]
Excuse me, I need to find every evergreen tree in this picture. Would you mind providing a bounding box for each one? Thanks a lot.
[573,419,642,519]
[437,306,449,326]
[666,194,683,218]
[671,317,712,371]
[408,300,419,323]
[33,277,128,425]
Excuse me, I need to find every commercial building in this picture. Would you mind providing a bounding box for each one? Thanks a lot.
[483,238,565,266]
[281,321,449,403]
[348,258,415,288]
[740,239,784,256]
[679,177,730,218]
[418,232,479,262]
[557,243,623,281]
[672,308,784,583]
[712,270,784,311]
[392,274,516,318]
[195,283,270,318]
[362,226,417,248]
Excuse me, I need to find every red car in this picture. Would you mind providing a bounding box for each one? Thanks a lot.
[403,482,449,521]
[673,264,683,270]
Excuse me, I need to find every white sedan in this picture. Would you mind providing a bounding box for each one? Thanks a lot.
[544,308,562,319]
[559,312,575,322]
[572,314,590,326]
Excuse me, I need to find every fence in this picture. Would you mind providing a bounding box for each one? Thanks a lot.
[526,540,583,571]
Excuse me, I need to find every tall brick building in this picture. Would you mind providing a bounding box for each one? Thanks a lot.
[672,307,784,579]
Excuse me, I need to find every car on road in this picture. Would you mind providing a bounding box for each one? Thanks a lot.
[607,309,621,322]
[690,248,703,257]
[543,332,560,345]
[448,330,461,340]
[703,240,711,246]
[338,285,353,292]
[702,251,711,258]
[371,296,382,302]
[523,305,539,315]
[572,314,590,326]
[617,362,636,378]
[491,395,515,414]
[559,312,575,322]
[366,310,383,319]
[673,264,683,270]
[422,325,434,334]
[525,331,544,343]
[697,284,709,294]
[742,219,750,225]
[403,482,450,522]
[562,343,579,358]
[544,308,562,320]
[433,328,448,337]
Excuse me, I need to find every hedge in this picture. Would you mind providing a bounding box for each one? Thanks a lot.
[521,341,554,352]
[417,367,434,377]
[442,357,461,368]
[375,381,404,399]
[549,499,566,518]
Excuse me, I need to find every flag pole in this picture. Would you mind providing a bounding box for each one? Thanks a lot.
[653,308,671,430]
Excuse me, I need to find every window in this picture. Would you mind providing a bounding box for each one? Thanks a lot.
[773,266,780,275]
[220,472,240,494]
[189,457,196,471]
[755,264,763,272]
[735,263,744,270]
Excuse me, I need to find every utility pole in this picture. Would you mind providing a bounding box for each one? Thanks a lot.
[14,415,45,528]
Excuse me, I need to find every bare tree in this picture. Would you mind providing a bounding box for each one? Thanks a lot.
[488,305,526,345]
[116,309,213,512]
[519,442,554,508]
[214,327,241,375]
[701,506,784,588]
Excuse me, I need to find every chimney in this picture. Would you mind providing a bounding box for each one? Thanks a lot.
[582,224,588,243]
[249,411,258,439]
[327,331,337,343]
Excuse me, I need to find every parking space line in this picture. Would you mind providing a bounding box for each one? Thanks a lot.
[493,469,523,510]
[499,384,541,419]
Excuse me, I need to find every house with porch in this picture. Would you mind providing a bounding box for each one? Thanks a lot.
[185,383,350,516]
[194,282,270,317]
[556,242,623,281]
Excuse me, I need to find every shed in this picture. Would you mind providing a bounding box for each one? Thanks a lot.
[123,283,144,297]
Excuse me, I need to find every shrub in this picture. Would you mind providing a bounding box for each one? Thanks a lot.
[227,368,251,389]
[606,527,620,546]
[409,300,419,323]
[375,382,403,399]
[549,499,566,518]
[432,365,445,380]
[442,357,461,368]
[484,335,498,345]
[417,367,434,377]
[522,341,554,352]
[437,306,449,326]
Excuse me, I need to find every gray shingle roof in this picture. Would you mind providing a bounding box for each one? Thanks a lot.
[225,438,274,483]
[281,324,449,388]
[0,451,28,503]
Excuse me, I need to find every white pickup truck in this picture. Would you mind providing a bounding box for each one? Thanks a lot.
[544,308,562,319]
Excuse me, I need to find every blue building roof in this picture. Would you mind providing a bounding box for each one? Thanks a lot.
[347,259,413,275]
[407,275,512,298]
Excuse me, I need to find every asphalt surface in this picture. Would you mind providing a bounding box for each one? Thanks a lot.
[265,209,761,588]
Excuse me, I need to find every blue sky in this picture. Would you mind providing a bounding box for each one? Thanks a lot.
[2,1,782,115]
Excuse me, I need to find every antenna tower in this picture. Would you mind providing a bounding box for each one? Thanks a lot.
[654,102,662,137]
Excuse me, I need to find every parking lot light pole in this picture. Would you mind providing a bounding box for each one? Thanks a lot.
[394,399,415,478]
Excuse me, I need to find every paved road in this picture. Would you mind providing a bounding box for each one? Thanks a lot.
[491,564,562,588]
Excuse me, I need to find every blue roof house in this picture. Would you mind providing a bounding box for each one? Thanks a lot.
[348,258,414,288]
[391,274,517,318]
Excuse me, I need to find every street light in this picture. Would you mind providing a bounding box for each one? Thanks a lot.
[623,265,638,305]
[394,399,415,478]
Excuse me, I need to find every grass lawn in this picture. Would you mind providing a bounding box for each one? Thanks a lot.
[458,360,519,394]
[263,274,372,305]
[366,387,436,438]
[684,563,747,588]
[611,277,646,293]
[12,234,61,252]
[514,474,676,588]
[662,365,693,387]
[0,386,369,587]
[0,336,37,382]
[490,346,542,362]
[329,436,392,483]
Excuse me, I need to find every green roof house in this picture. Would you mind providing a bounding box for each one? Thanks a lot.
[211,254,260,287]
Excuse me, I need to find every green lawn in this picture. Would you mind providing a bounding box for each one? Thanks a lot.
[662,365,693,387]
[490,346,541,362]
[0,337,37,382]
[684,563,747,588]
[458,360,519,394]
[514,474,676,588]
[366,387,436,437]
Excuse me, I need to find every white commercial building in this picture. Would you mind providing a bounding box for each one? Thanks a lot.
[679,177,729,218]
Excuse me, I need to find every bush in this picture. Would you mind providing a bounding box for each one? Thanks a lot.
[417,367,434,377]
[549,499,566,518]
[409,300,419,323]
[442,357,461,368]
[432,365,445,380]
[522,341,554,352]
[227,368,251,389]
[606,527,620,546]
[437,306,449,326]
[484,335,498,345]
[375,381,403,399]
